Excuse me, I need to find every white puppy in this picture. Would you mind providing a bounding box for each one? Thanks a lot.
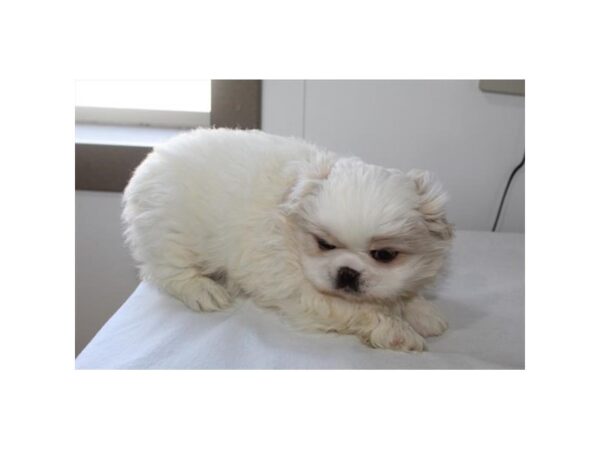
[123,129,453,351]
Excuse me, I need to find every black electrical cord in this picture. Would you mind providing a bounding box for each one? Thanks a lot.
[492,154,525,232]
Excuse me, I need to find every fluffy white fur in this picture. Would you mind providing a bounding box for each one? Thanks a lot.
[122,129,453,351]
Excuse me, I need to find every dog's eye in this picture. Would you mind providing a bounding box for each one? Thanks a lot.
[316,237,336,251]
[370,249,398,263]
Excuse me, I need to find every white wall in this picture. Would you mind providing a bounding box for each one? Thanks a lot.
[75,190,139,355]
[262,80,524,232]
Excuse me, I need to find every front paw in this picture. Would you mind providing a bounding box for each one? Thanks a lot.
[366,320,426,352]
[403,297,448,337]
[410,313,448,338]
[181,280,232,312]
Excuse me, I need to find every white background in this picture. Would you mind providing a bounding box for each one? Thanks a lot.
[2,0,599,449]
[263,79,525,232]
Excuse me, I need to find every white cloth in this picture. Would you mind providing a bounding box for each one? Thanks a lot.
[76,230,524,369]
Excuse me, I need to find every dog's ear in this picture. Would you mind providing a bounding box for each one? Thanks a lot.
[281,151,336,215]
[407,169,454,240]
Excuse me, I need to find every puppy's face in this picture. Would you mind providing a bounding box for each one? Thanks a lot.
[286,157,453,303]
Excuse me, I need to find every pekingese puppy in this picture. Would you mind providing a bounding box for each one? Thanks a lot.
[123,129,453,351]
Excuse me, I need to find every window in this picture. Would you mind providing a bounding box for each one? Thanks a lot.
[75,80,262,192]
[75,80,211,128]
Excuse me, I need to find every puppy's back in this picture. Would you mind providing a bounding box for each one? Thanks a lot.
[122,128,318,269]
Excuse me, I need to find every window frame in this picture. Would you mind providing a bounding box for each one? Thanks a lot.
[75,80,213,129]
[75,106,210,129]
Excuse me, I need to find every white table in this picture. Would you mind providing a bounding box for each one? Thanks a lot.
[76,230,524,369]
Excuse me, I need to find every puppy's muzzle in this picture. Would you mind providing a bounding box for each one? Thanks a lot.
[336,266,361,292]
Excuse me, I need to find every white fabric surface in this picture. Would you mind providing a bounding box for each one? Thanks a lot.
[76,230,524,369]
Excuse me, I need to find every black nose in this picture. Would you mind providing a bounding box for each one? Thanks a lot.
[336,266,361,292]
